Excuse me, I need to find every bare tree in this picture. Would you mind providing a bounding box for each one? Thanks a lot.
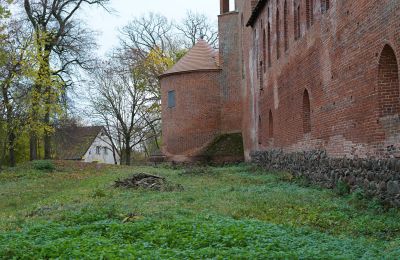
[176,11,219,48]
[22,0,109,160]
[89,57,160,166]
[120,13,182,101]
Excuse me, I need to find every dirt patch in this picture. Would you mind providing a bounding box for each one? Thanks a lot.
[113,173,184,192]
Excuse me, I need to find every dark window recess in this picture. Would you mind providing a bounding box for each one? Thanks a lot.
[303,89,311,134]
[168,90,176,108]
[321,0,330,14]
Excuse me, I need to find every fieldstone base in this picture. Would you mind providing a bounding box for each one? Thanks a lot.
[251,150,400,207]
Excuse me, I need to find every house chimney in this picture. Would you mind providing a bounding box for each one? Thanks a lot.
[220,0,229,14]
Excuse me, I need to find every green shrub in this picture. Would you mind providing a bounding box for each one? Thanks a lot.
[335,180,350,195]
[32,160,55,172]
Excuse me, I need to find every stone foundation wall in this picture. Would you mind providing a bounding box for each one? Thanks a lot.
[251,150,400,207]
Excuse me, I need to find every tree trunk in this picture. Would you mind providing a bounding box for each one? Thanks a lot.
[30,133,38,161]
[8,132,16,167]
[124,136,131,166]
[111,147,118,165]
[0,139,6,171]
[44,111,51,160]
[125,147,131,166]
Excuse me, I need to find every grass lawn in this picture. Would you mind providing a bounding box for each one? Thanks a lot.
[0,161,399,259]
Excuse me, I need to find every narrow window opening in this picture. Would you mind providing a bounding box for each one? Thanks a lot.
[297,5,301,39]
[276,9,280,59]
[321,0,330,14]
[260,61,264,90]
[294,3,298,40]
[303,89,311,134]
[306,0,314,29]
[268,22,271,67]
[168,90,176,108]
[263,28,266,71]
[284,1,289,51]
[269,110,274,138]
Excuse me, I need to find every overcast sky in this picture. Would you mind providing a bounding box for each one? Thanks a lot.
[79,0,223,56]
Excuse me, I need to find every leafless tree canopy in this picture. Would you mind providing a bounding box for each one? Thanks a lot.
[176,11,219,48]
[88,56,160,165]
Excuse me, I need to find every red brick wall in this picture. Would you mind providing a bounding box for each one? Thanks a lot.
[218,11,243,134]
[161,71,221,161]
[240,0,400,159]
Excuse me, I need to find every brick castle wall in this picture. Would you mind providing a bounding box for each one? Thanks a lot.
[218,11,243,133]
[239,0,400,159]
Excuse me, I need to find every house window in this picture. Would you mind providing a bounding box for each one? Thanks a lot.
[96,146,101,155]
[103,147,108,155]
[168,90,176,108]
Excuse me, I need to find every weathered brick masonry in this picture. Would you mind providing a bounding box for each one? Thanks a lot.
[242,0,400,160]
[161,0,399,174]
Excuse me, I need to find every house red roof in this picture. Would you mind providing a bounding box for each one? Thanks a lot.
[161,39,220,77]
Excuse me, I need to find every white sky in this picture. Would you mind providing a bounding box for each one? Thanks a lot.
[80,0,224,56]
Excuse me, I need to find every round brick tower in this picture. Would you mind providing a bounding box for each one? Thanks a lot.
[160,40,221,162]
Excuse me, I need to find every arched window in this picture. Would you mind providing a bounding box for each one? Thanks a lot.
[303,89,311,134]
[284,1,288,51]
[269,110,274,138]
[321,0,330,14]
[306,0,314,28]
[378,44,400,116]
[276,9,280,59]
[268,22,271,67]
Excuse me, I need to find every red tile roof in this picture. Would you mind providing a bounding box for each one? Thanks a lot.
[161,39,220,77]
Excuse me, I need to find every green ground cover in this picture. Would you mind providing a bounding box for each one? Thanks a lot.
[0,161,399,259]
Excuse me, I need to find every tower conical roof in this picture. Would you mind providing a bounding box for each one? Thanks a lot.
[161,39,220,77]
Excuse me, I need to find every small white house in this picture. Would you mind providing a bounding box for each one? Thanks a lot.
[54,126,119,165]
